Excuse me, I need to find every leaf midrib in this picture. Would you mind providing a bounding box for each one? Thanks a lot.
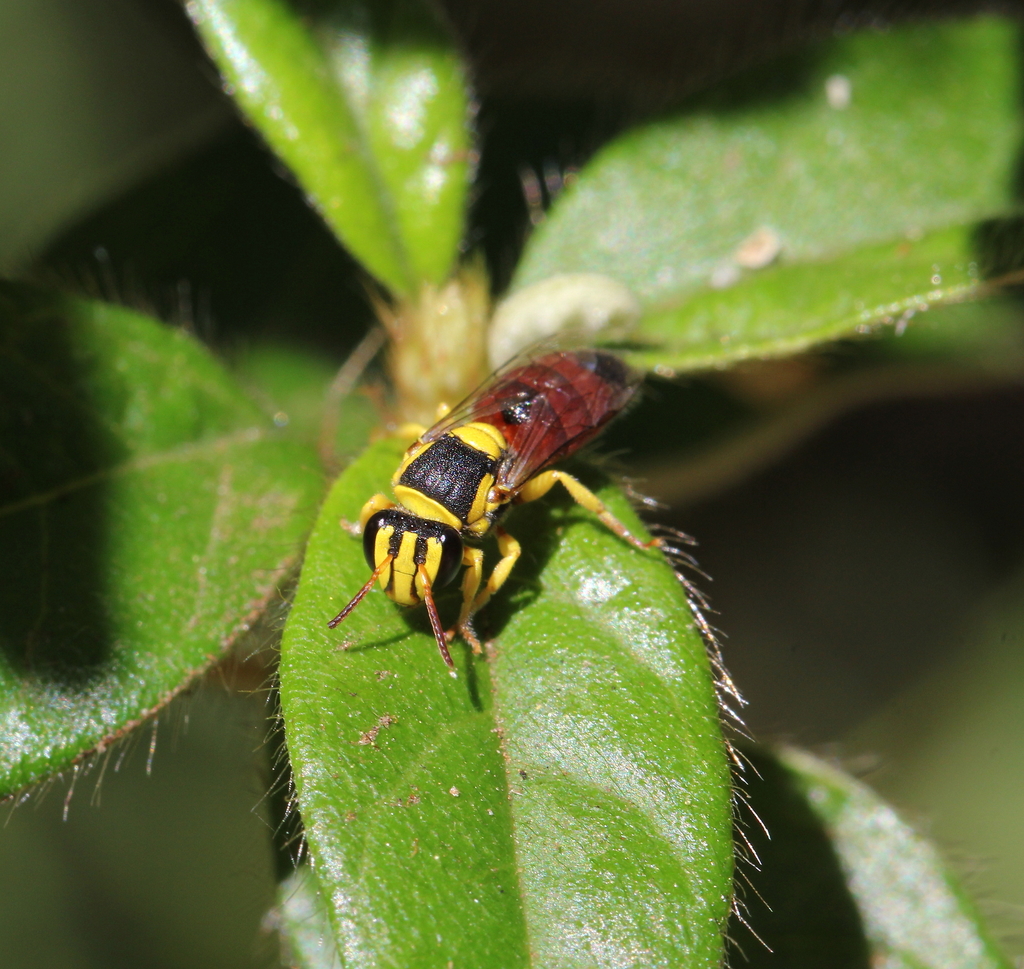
[0,426,270,520]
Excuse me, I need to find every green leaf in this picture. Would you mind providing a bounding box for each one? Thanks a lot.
[187,0,471,296]
[514,17,1022,371]
[631,226,982,372]
[0,282,323,796]
[230,340,379,459]
[280,438,733,966]
[774,747,1011,969]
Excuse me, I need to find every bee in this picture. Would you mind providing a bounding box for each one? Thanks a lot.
[328,349,662,670]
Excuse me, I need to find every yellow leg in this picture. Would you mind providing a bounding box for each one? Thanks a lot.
[445,529,522,653]
[356,493,395,530]
[449,546,485,653]
[393,404,449,443]
[516,470,661,550]
[393,422,428,441]
[468,527,521,618]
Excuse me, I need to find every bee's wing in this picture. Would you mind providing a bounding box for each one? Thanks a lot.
[421,344,640,494]
[496,349,640,491]
[419,342,562,444]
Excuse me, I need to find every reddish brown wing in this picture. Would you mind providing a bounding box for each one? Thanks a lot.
[419,344,553,444]
[423,349,639,493]
[494,350,638,490]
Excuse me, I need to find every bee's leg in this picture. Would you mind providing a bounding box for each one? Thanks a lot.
[393,423,428,441]
[517,471,662,550]
[392,403,448,442]
[463,527,521,631]
[449,546,484,653]
[344,493,394,535]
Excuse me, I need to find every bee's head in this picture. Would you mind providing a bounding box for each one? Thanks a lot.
[363,508,463,606]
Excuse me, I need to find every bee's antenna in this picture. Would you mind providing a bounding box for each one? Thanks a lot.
[327,556,394,628]
[418,565,456,673]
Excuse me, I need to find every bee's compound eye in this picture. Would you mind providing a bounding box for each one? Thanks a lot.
[434,525,463,589]
[362,509,397,570]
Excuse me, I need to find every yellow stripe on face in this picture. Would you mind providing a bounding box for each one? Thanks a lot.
[374,525,395,591]
[389,530,420,605]
[451,422,506,460]
[415,536,444,599]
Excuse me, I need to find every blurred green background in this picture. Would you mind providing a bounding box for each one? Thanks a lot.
[2,0,1023,964]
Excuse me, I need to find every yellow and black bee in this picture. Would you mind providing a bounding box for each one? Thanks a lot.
[329,349,661,669]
